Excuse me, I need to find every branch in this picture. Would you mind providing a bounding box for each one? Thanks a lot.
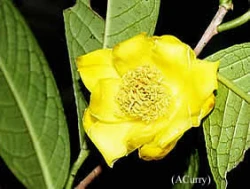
[76,165,102,189]
[194,6,228,56]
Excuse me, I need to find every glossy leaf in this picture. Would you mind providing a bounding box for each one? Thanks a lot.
[0,1,70,188]
[203,43,250,188]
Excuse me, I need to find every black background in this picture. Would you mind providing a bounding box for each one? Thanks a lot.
[0,0,250,188]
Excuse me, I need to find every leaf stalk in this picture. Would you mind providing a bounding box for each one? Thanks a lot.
[65,148,89,189]
[218,10,250,33]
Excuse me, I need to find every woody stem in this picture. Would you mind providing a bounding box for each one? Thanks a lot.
[194,6,228,56]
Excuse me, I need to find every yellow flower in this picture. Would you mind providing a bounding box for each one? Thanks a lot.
[77,33,219,167]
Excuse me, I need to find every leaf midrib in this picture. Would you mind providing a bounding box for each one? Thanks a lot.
[103,0,111,48]
[0,56,53,188]
[218,73,250,104]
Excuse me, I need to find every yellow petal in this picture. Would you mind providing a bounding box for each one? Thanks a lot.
[188,60,219,126]
[125,124,155,150]
[139,100,192,160]
[192,94,215,126]
[89,78,133,122]
[83,109,144,167]
[151,35,196,95]
[201,94,216,117]
[77,49,120,92]
[112,33,155,76]
[152,35,196,71]
[139,139,178,161]
[151,35,218,126]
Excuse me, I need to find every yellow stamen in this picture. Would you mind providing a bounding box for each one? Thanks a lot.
[116,65,169,122]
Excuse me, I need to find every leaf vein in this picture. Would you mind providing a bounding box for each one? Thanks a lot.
[110,1,141,19]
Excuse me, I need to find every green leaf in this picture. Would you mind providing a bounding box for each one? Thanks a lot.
[172,150,200,189]
[63,0,104,148]
[104,0,161,48]
[203,43,250,188]
[0,1,70,188]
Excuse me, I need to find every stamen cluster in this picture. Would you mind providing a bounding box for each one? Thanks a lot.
[117,65,169,122]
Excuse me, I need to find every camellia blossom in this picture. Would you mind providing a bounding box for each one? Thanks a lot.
[77,33,219,167]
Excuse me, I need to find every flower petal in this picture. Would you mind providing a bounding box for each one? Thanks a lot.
[139,100,192,160]
[83,109,145,167]
[139,139,178,161]
[151,35,218,127]
[83,109,128,167]
[77,49,120,92]
[125,124,155,150]
[151,35,196,95]
[89,78,133,122]
[152,35,196,72]
[188,60,219,126]
[113,33,155,76]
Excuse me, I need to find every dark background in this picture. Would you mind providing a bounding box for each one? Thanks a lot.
[0,0,250,188]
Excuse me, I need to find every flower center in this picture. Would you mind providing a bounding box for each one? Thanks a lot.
[116,65,169,122]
